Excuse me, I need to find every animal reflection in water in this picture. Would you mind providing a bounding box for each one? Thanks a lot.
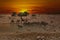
[11,18,49,30]
[10,18,28,29]
[16,19,26,29]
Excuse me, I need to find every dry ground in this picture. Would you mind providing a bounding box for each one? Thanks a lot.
[0,32,60,40]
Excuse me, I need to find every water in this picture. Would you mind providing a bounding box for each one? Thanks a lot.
[0,14,60,33]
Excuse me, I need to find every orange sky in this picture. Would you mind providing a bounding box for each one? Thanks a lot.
[0,0,60,14]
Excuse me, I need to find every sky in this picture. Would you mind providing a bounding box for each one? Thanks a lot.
[0,0,60,14]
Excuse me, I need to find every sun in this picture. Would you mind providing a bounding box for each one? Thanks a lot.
[20,9,28,13]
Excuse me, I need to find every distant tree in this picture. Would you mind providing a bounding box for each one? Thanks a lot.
[23,12,29,16]
[32,14,36,16]
[18,12,29,16]
[11,12,16,16]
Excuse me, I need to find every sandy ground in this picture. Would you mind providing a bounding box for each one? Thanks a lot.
[0,32,60,40]
[0,23,60,40]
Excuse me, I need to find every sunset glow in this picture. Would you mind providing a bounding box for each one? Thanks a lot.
[19,9,28,13]
[0,0,60,14]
